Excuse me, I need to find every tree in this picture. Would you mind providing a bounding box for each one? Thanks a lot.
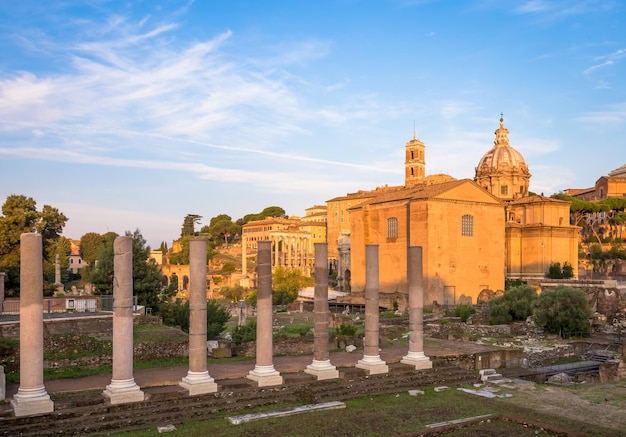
[208,214,240,247]
[86,229,163,311]
[181,214,202,238]
[489,285,537,325]
[547,262,574,279]
[220,284,246,303]
[221,262,236,284]
[80,232,104,266]
[84,232,118,294]
[240,206,286,225]
[159,299,230,338]
[159,241,168,256]
[0,195,68,295]
[533,286,592,337]
[169,236,217,265]
[272,266,313,305]
[49,236,72,286]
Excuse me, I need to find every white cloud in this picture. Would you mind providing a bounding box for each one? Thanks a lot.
[576,103,626,126]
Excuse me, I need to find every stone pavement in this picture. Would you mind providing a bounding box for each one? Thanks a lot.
[4,338,495,398]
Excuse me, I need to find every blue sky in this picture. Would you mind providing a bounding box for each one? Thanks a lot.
[1,0,625,249]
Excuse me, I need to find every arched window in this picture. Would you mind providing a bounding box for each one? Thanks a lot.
[387,217,398,238]
[461,214,473,237]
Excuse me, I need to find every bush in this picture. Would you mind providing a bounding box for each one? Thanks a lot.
[231,319,257,345]
[489,285,537,325]
[159,299,231,338]
[450,305,476,322]
[335,324,358,337]
[547,262,574,279]
[533,285,592,338]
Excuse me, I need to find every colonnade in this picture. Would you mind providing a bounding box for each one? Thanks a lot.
[11,234,430,417]
[269,233,310,270]
[241,234,312,284]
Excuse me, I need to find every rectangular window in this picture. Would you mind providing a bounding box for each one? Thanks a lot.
[462,214,473,237]
[387,217,398,238]
[501,186,508,195]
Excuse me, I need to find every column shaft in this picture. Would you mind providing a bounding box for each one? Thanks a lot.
[356,244,388,374]
[180,238,217,394]
[103,236,144,404]
[401,246,432,369]
[247,241,282,386]
[11,233,54,416]
[305,243,338,379]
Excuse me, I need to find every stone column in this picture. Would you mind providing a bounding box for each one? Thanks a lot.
[11,233,54,416]
[356,244,388,374]
[180,238,217,395]
[247,241,283,386]
[240,235,248,284]
[54,253,63,294]
[273,237,279,267]
[401,246,432,369]
[305,243,339,380]
[0,272,5,311]
[103,236,144,404]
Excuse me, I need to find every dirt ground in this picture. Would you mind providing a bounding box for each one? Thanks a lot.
[497,380,626,434]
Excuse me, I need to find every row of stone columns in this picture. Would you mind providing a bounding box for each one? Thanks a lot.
[271,234,309,270]
[11,235,429,416]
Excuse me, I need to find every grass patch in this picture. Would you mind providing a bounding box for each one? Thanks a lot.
[107,386,557,437]
[44,364,112,380]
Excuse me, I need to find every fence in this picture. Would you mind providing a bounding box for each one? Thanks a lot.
[0,295,138,321]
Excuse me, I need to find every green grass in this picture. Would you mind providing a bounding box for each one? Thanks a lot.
[108,385,589,437]
[44,364,113,381]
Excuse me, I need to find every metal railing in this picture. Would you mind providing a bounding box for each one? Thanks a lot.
[0,295,138,321]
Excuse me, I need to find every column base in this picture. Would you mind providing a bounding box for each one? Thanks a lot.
[356,355,388,375]
[247,365,283,387]
[11,386,54,417]
[401,351,433,370]
[180,371,218,395]
[103,378,145,405]
[305,360,339,380]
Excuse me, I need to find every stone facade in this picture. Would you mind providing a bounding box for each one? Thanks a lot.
[349,179,505,307]
[241,211,326,283]
[505,195,580,279]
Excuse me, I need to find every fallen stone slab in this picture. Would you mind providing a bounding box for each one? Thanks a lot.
[228,401,346,425]
[457,388,513,399]
[426,414,494,428]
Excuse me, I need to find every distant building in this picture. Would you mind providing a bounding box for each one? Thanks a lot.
[240,208,327,287]
[565,164,626,201]
[68,240,84,274]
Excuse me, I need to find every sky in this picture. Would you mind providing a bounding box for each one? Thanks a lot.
[1,0,625,249]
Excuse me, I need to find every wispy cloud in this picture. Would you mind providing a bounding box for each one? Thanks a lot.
[514,0,616,20]
[576,103,626,126]
[584,47,626,75]
[0,8,406,192]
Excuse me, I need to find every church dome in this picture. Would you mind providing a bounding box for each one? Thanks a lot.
[474,116,531,200]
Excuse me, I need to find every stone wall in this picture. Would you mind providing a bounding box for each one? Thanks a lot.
[0,316,114,340]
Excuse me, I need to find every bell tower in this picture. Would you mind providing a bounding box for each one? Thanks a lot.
[405,128,425,187]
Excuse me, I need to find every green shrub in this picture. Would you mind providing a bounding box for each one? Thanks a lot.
[450,305,476,322]
[159,298,231,338]
[335,324,358,337]
[231,319,257,345]
[533,285,592,338]
[489,285,537,325]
